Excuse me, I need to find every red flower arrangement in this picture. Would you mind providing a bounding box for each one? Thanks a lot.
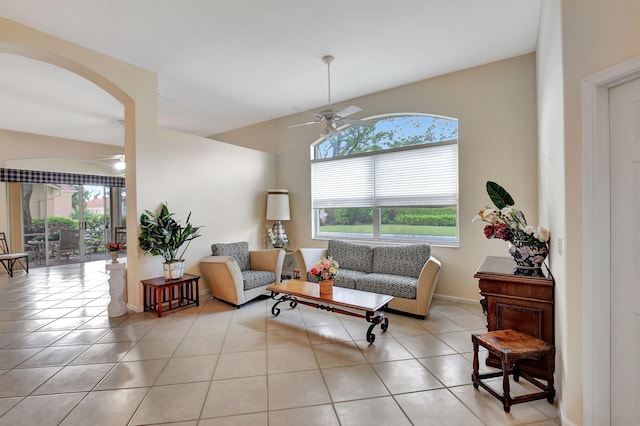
[106,242,126,252]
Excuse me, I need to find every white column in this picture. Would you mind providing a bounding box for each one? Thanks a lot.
[106,262,127,317]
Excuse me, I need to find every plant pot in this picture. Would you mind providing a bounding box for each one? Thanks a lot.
[164,260,185,280]
[109,250,119,264]
[319,278,333,294]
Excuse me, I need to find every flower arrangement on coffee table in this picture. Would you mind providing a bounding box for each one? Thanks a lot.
[310,256,339,294]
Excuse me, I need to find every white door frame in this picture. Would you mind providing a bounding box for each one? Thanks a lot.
[582,56,640,426]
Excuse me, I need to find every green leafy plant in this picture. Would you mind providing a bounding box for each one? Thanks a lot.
[138,203,202,263]
[486,181,515,210]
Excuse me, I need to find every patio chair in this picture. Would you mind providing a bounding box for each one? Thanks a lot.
[115,227,126,245]
[52,229,80,261]
[84,232,104,260]
[0,232,29,277]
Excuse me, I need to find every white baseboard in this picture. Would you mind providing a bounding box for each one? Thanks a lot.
[126,303,143,313]
[432,293,480,305]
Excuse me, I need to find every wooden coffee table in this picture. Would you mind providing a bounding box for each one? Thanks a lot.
[267,279,393,343]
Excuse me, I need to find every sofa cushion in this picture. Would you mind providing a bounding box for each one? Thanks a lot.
[357,273,418,299]
[372,244,431,278]
[328,240,373,273]
[211,242,250,271]
[241,270,275,291]
[334,269,368,290]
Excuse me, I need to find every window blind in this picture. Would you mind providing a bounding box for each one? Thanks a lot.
[312,156,373,208]
[374,144,458,206]
[311,143,457,209]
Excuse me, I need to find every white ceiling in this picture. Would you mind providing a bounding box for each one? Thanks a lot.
[0,0,541,146]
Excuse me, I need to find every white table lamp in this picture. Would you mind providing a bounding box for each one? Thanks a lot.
[266,189,290,248]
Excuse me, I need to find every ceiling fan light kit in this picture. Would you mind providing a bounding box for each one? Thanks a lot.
[101,153,125,170]
[114,157,126,170]
[290,55,375,138]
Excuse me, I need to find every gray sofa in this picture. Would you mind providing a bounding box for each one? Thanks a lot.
[295,240,441,318]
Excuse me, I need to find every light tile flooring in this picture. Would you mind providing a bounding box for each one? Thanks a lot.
[0,262,560,425]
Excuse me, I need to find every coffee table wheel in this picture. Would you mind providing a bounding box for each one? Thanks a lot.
[381,317,389,332]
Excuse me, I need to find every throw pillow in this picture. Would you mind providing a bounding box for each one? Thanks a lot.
[211,242,250,271]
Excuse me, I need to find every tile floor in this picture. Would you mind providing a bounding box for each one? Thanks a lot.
[0,262,560,425]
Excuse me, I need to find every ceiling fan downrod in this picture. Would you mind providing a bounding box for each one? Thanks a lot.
[322,55,335,109]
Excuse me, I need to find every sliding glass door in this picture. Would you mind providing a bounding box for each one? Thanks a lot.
[22,183,120,266]
[81,184,110,262]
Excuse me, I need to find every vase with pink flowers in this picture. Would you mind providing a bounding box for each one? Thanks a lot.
[309,256,340,294]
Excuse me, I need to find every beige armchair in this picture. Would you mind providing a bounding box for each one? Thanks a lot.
[200,242,285,307]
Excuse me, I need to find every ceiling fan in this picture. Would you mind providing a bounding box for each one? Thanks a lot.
[289,55,375,138]
[100,153,126,170]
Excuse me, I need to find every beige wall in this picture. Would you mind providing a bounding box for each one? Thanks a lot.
[537,0,570,422]
[214,54,540,302]
[136,128,277,284]
[536,0,640,424]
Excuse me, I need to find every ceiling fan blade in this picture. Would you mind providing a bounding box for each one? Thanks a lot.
[341,118,375,128]
[99,154,125,160]
[335,105,361,118]
[288,121,321,128]
[303,110,325,118]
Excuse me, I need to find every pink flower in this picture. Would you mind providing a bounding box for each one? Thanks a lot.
[310,256,339,280]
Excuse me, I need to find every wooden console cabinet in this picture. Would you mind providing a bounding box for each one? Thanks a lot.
[475,256,554,379]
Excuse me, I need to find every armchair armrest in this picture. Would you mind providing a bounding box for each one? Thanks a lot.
[200,255,244,304]
[294,248,328,280]
[250,248,286,281]
[415,256,442,316]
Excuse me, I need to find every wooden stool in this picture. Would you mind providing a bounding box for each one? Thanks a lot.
[471,329,555,412]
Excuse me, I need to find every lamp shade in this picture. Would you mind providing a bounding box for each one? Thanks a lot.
[266,189,290,221]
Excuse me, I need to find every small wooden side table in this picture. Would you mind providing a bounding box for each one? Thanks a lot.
[141,273,200,317]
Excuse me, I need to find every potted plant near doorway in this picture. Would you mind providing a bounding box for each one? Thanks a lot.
[138,203,202,279]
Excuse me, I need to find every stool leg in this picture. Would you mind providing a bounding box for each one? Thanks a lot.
[472,337,480,389]
[546,352,556,404]
[502,358,512,413]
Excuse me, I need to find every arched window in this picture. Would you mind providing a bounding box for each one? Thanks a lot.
[311,114,458,245]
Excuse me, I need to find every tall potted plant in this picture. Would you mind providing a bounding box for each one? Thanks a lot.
[138,203,202,279]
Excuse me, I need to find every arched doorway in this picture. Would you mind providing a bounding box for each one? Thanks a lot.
[0,16,152,310]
